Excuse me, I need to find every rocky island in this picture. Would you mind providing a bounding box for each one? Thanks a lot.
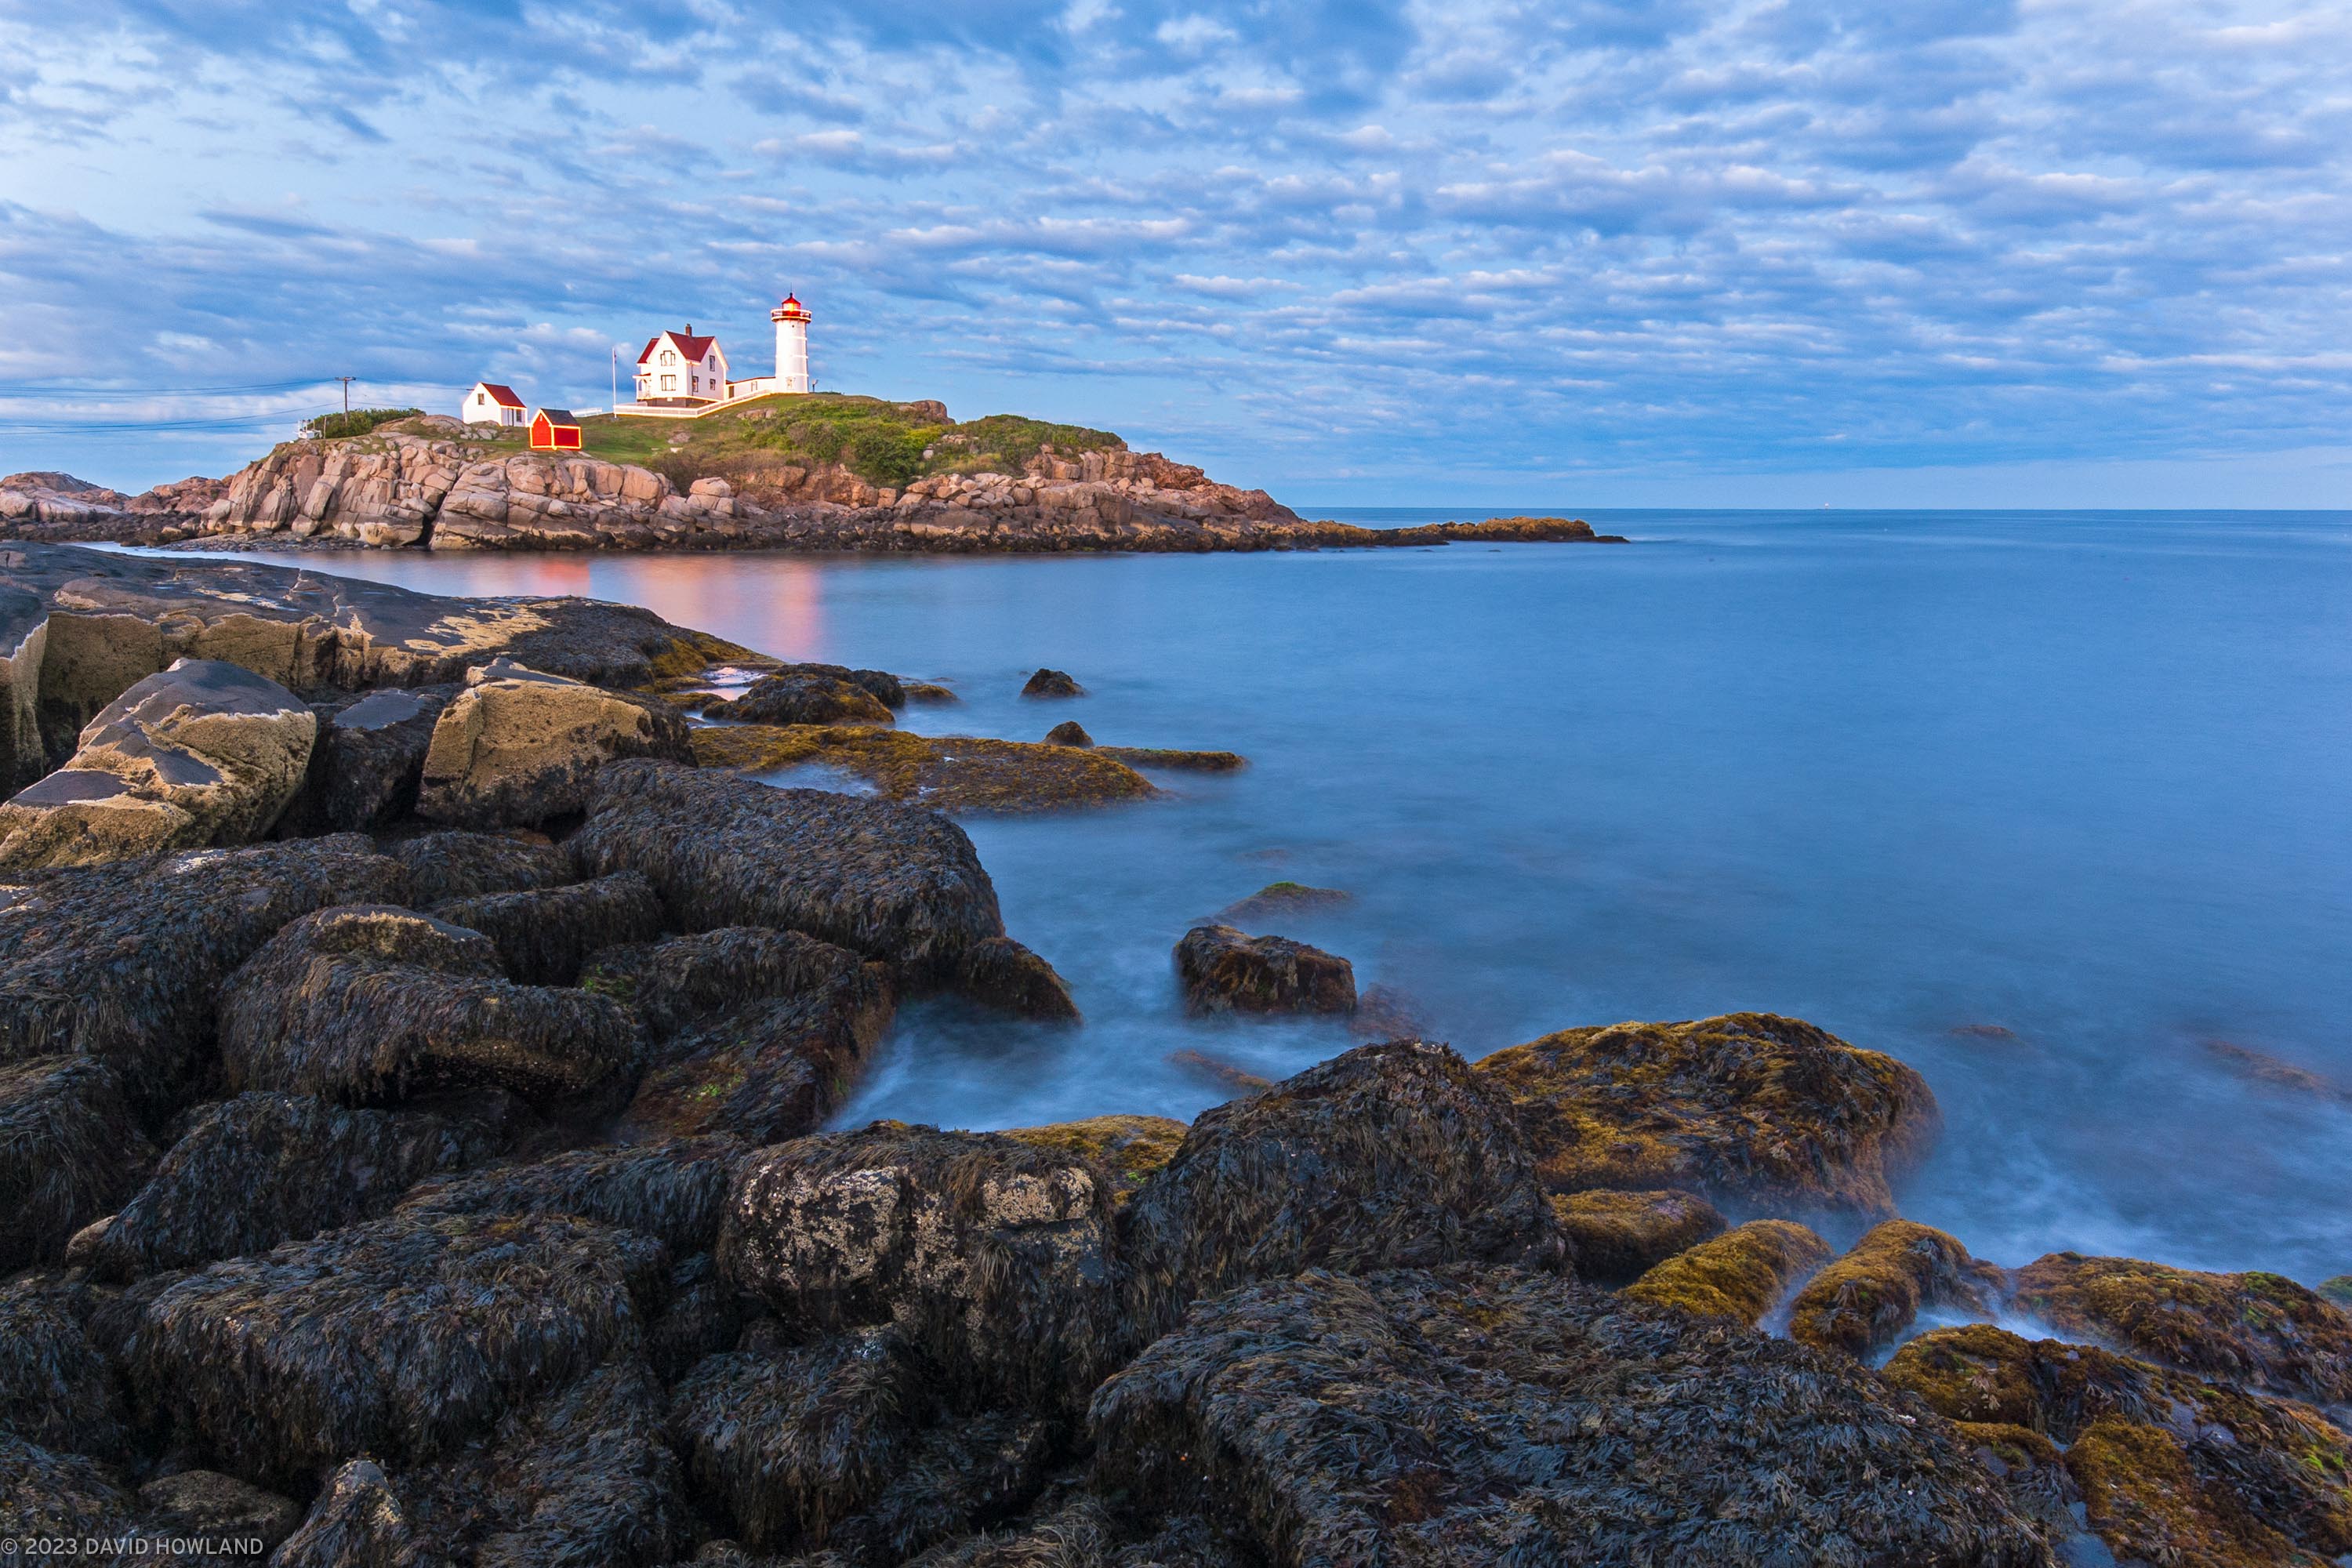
[0,398,1624,555]
[1,542,2344,1567]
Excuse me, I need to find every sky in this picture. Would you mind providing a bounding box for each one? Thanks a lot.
[0,0,2347,506]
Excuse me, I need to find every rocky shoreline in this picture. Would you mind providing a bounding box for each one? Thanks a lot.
[0,426,1624,555]
[2,543,2345,1566]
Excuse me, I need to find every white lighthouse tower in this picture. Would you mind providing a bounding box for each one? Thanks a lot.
[771,294,811,394]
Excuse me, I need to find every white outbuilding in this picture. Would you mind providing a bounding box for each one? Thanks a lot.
[460,382,527,426]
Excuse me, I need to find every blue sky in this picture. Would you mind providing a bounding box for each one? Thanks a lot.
[2,1,2347,506]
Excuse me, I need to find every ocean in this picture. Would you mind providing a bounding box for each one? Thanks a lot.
[197,507,2352,1281]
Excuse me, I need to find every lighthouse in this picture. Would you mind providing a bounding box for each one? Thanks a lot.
[771,294,811,394]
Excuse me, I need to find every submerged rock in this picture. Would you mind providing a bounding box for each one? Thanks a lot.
[0,1054,154,1271]
[1120,1040,1566,1339]
[1088,1268,2048,1566]
[706,670,895,727]
[1020,669,1083,698]
[386,827,573,905]
[1621,1218,1833,1327]
[1041,720,1093,746]
[72,1090,510,1280]
[1000,1114,1189,1207]
[1215,880,1349,924]
[1548,1187,1726,1287]
[130,1210,659,1485]
[2009,1251,2352,1406]
[1172,923,1356,1014]
[432,869,666,985]
[1787,1219,2006,1359]
[689,724,1157,814]
[0,834,406,1106]
[571,760,1008,984]
[417,658,694,829]
[1475,1011,1940,1215]
[0,658,317,869]
[219,903,641,1105]
[720,1124,1121,1411]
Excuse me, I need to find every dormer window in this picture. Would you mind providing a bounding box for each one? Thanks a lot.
[662,350,677,365]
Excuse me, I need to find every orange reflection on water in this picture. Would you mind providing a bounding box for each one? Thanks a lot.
[611,556,830,662]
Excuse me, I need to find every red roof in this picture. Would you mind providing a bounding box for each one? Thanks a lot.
[476,382,524,409]
[637,330,719,366]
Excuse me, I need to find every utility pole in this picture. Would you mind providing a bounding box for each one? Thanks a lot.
[611,347,619,414]
[335,376,355,416]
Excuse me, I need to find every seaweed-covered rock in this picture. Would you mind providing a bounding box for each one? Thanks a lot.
[399,1136,743,1256]
[433,870,665,985]
[954,935,1079,1021]
[1549,1187,1726,1287]
[2012,1252,2352,1407]
[72,1091,510,1280]
[219,904,640,1105]
[1171,924,1356,1015]
[137,1470,303,1557]
[624,978,894,1147]
[646,1253,741,1383]
[401,1359,686,1567]
[0,1276,124,1457]
[387,828,573,905]
[1088,1267,2047,1566]
[670,1330,919,1553]
[1000,1115,1188,1208]
[0,1054,153,1271]
[130,1210,660,1485]
[270,1458,422,1568]
[706,670,895,728]
[1215,880,1349,924]
[1120,1040,1566,1339]
[0,658,316,869]
[688,725,1158,815]
[0,834,406,1104]
[571,761,1007,983]
[583,926,884,1040]
[720,1126,1120,1411]
[0,1432,136,1542]
[1788,1220,2006,1359]
[1621,1218,1832,1326]
[418,659,693,829]
[1021,670,1082,698]
[829,1409,1055,1565]
[285,684,456,833]
[1883,1323,2352,1568]
[1041,720,1093,747]
[1475,1011,1940,1215]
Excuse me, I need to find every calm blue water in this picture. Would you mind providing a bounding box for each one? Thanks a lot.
[198,510,2352,1282]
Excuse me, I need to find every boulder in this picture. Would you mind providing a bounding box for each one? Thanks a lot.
[1000,1114,1188,1207]
[70,1091,512,1281]
[0,1433,137,1544]
[1041,720,1092,747]
[284,683,454,833]
[1020,669,1082,698]
[218,904,641,1105]
[1883,1323,2352,1568]
[705,670,895,727]
[2009,1251,2352,1406]
[954,935,1080,1020]
[416,658,693,829]
[1475,1011,1940,1216]
[0,658,315,868]
[129,1210,661,1485]
[581,925,887,1040]
[1548,1187,1726,1287]
[623,971,895,1146]
[432,869,666,985]
[1119,1040,1566,1340]
[270,1458,423,1568]
[0,1054,154,1271]
[136,1471,303,1558]
[1172,924,1356,1014]
[399,1136,743,1256]
[688,724,1158,815]
[0,1276,125,1457]
[1088,1268,2047,1566]
[1787,1219,2006,1359]
[387,827,572,905]
[569,760,1007,984]
[1621,1218,1833,1326]
[719,1125,1121,1411]
[0,833,407,1107]
[1215,880,1349,924]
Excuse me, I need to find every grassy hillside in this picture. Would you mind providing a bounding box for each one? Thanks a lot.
[390,394,1126,491]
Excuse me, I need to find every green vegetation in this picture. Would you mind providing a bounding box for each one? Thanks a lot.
[306,407,421,439]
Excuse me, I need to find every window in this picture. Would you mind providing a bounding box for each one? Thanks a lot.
[661,375,676,391]
[662,350,676,365]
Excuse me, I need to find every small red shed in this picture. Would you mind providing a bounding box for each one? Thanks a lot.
[530,408,583,451]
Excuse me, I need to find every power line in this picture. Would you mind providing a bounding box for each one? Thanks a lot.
[0,378,341,403]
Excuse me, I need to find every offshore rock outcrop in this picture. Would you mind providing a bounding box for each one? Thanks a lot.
[1173,922,1358,1014]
